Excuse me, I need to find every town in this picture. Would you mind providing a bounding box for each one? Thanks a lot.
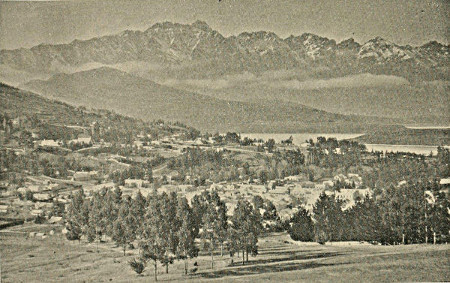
[1,87,449,281]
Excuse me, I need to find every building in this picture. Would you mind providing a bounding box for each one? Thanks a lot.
[124,179,149,188]
[36,140,61,148]
[30,209,44,216]
[69,135,92,145]
[72,171,98,181]
[0,205,9,214]
[33,193,52,202]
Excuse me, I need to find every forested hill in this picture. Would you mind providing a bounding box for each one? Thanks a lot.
[354,125,450,146]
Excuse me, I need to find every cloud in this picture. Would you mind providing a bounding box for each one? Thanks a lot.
[264,74,410,90]
[161,72,410,91]
[162,72,259,89]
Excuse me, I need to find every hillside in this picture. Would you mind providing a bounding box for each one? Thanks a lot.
[177,77,449,124]
[0,82,193,137]
[354,126,450,146]
[22,67,388,133]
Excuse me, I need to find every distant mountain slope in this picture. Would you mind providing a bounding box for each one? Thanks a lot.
[21,67,387,133]
[354,126,449,146]
[178,76,449,124]
[1,21,448,82]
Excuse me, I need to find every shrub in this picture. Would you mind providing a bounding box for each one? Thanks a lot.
[25,190,34,201]
[129,258,145,275]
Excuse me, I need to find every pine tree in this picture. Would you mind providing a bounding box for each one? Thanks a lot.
[289,208,314,241]
[131,190,146,236]
[65,189,86,242]
[231,198,261,264]
[140,191,165,281]
[176,197,198,275]
[112,198,136,256]
[88,191,105,251]
[313,193,344,243]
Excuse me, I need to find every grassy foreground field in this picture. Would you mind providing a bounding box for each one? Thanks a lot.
[1,226,449,282]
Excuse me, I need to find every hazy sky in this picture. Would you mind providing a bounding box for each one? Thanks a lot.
[0,0,448,50]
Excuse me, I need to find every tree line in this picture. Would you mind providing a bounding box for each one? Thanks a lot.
[64,188,262,280]
[289,180,449,245]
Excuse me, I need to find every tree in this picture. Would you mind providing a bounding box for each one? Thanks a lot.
[131,190,146,236]
[103,188,122,237]
[313,193,344,243]
[88,191,106,251]
[159,192,178,274]
[129,258,145,275]
[140,191,166,281]
[112,199,136,256]
[258,170,269,185]
[65,189,86,242]
[289,208,314,241]
[252,195,264,210]
[231,198,262,265]
[201,203,219,269]
[176,197,198,275]
[265,139,276,153]
[263,200,278,221]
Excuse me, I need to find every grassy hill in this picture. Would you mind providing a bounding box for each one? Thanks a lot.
[1,230,448,282]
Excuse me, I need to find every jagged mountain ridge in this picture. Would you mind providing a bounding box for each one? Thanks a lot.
[1,20,448,81]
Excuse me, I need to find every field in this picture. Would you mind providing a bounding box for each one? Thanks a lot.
[1,225,449,282]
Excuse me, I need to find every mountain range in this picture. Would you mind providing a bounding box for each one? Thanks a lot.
[1,20,449,132]
[1,20,448,80]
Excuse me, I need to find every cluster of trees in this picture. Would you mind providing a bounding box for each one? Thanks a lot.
[307,137,366,169]
[256,139,276,153]
[168,148,243,184]
[110,163,154,185]
[167,147,308,186]
[64,141,93,151]
[64,189,263,280]
[289,180,449,245]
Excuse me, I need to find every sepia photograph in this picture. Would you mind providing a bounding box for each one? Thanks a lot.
[0,0,449,282]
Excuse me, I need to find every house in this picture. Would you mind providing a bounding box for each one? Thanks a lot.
[0,204,9,214]
[30,209,44,216]
[166,171,180,183]
[72,171,98,181]
[33,193,52,202]
[323,180,334,187]
[440,178,450,187]
[285,175,303,182]
[70,133,92,145]
[69,136,92,145]
[300,181,316,189]
[315,184,326,190]
[27,185,41,193]
[36,139,60,148]
[124,179,149,188]
[48,216,63,224]
[47,183,59,191]
[133,140,144,148]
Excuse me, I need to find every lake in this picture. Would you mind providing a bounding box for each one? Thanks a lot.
[240,133,365,144]
[364,144,449,156]
[241,133,449,155]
